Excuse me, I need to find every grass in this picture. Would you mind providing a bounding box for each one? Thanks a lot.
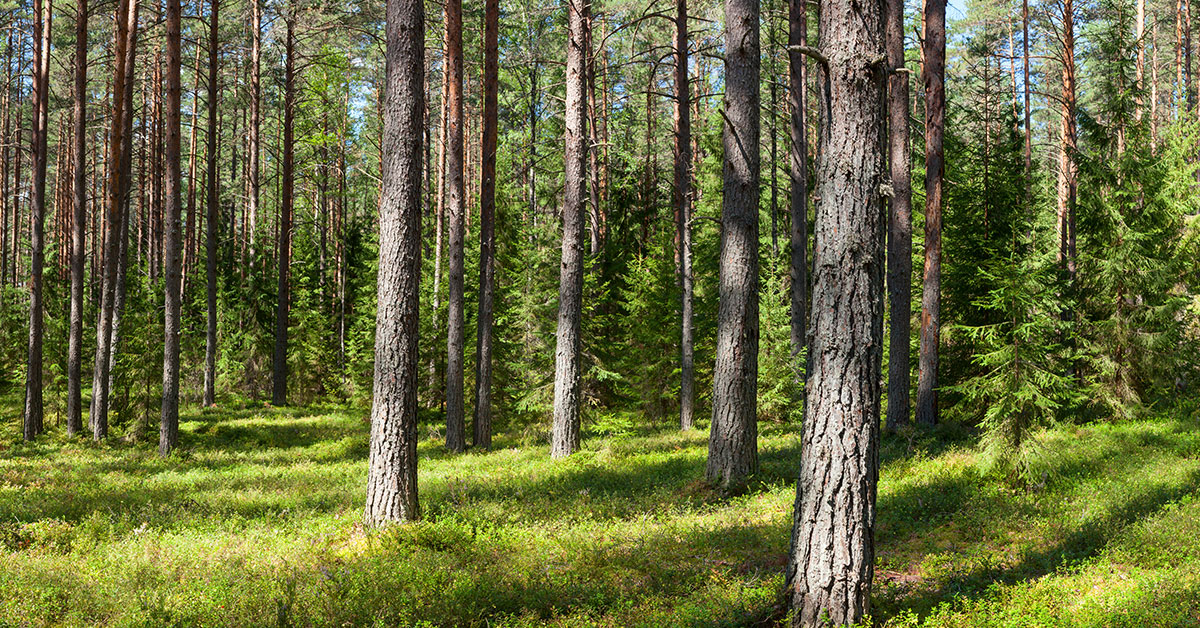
[2,399,1200,627]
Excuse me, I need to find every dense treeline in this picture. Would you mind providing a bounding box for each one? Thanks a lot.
[4,0,1200,622]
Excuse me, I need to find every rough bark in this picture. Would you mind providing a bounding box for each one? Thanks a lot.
[706,0,759,489]
[885,0,912,432]
[675,0,694,431]
[273,10,295,406]
[67,0,88,437]
[784,0,886,619]
[915,0,946,427]
[550,0,589,459]
[24,0,51,440]
[473,0,499,450]
[443,0,466,453]
[203,0,219,407]
[160,0,183,456]
[365,0,424,526]
[788,0,808,383]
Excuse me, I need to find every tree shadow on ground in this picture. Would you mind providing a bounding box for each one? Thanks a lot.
[268,514,789,628]
[874,461,1200,622]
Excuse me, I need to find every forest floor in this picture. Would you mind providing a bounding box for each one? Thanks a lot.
[2,397,1200,627]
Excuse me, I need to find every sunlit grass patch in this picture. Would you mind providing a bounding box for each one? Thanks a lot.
[3,398,1200,626]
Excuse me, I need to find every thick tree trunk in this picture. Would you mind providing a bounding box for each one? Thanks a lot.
[91,0,137,441]
[706,0,759,490]
[365,0,424,526]
[443,0,466,452]
[67,0,88,437]
[203,0,219,406]
[24,0,52,440]
[160,0,183,455]
[885,0,912,432]
[788,0,809,386]
[785,0,886,620]
[473,0,499,450]
[273,11,295,406]
[550,0,589,459]
[915,0,946,427]
[675,0,694,431]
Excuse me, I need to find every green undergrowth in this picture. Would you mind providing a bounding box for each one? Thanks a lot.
[2,399,1199,627]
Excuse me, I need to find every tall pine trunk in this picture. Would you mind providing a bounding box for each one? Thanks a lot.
[675,0,694,431]
[915,0,946,427]
[247,0,260,268]
[785,0,886,619]
[1056,0,1077,287]
[107,9,140,419]
[184,45,201,290]
[885,0,912,431]
[550,0,589,459]
[91,0,136,441]
[24,0,52,440]
[67,0,88,437]
[203,0,219,406]
[160,0,183,455]
[706,0,760,490]
[365,0,424,526]
[1023,0,1032,197]
[788,0,808,384]
[1,25,11,291]
[473,0,499,450]
[443,0,466,452]
[273,10,295,406]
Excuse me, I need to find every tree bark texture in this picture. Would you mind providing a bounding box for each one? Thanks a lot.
[915,0,945,427]
[24,0,51,440]
[706,0,760,490]
[67,0,88,437]
[675,0,695,431]
[443,0,466,453]
[473,0,499,450]
[365,0,424,526]
[204,0,219,407]
[785,0,886,619]
[91,0,136,441]
[160,0,184,456]
[885,0,912,432]
[788,0,808,384]
[273,11,295,406]
[550,0,589,459]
